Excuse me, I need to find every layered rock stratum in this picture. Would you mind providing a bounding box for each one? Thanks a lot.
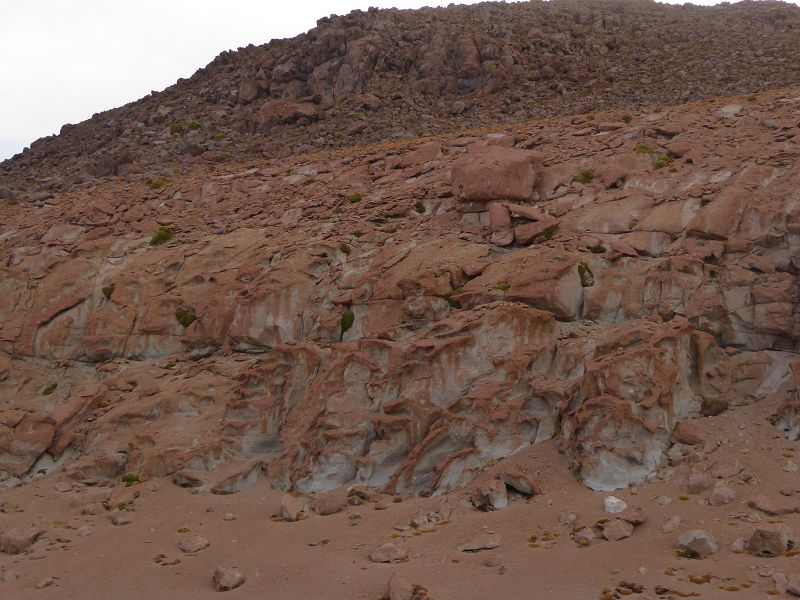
[1,1,799,598]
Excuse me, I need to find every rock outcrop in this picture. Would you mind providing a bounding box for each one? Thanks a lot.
[1,85,798,495]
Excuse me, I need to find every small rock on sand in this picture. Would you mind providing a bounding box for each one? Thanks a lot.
[179,534,210,553]
[213,566,245,591]
[676,530,718,557]
[458,533,502,552]
[369,542,408,563]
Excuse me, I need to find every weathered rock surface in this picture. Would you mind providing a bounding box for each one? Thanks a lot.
[0,2,800,599]
[0,84,798,501]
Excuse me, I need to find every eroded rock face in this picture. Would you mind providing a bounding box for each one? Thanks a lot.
[0,84,798,500]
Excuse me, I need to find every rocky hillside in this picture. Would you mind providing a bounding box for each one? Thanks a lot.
[1,85,798,496]
[2,0,800,199]
[1,2,800,598]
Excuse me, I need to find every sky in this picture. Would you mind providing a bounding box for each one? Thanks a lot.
[0,0,786,161]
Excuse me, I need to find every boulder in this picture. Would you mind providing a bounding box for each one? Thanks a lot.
[179,534,210,553]
[369,542,408,563]
[676,530,718,557]
[686,471,712,494]
[602,518,634,541]
[452,146,544,202]
[708,484,737,506]
[661,516,682,533]
[603,496,627,514]
[748,527,790,557]
[238,79,260,105]
[498,466,541,496]
[707,459,744,479]
[387,574,415,600]
[0,528,43,555]
[213,566,245,591]
[489,202,513,247]
[250,101,317,132]
[574,527,598,547]
[671,421,707,445]
[514,217,559,245]
[471,479,508,511]
[748,494,798,516]
[788,574,800,597]
[280,493,306,522]
[618,506,647,527]
[397,142,442,169]
[312,487,349,516]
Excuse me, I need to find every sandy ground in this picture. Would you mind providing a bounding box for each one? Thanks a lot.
[1,396,798,600]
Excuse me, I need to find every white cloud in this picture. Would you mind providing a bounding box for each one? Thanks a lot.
[0,0,791,160]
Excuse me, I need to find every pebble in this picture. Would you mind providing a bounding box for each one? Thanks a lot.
[369,542,408,563]
[661,516,682,533]
[749,527,790,556]
[676,529,718,557]
[213,566,245,591]
[458,533,501,552]
[603,496,627,514]
[179,534,210,553]
[708,484,737,506]
[109,513,130,526]
[76,525,93,537]
[602,519,634,541]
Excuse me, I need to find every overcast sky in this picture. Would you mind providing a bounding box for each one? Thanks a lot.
[0,0,784,161]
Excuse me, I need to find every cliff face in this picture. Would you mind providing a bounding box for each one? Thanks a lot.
[2,0,800,198]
